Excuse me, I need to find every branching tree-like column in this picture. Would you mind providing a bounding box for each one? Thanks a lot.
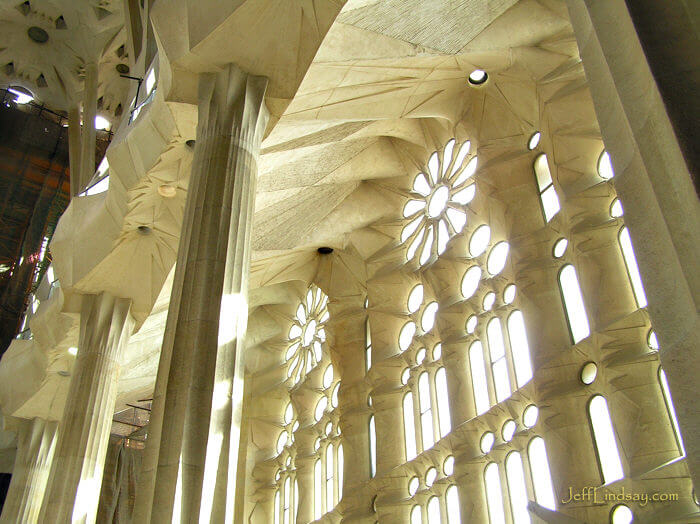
[135,64,269,524]
[567,0,700,488]
[0,418,57,524]
[39,292,134,524]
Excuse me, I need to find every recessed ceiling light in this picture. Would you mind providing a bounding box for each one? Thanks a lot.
[116,64,130,75]
[317,247,333,254]
[468,69,488,85]
[186,139,196,148]
[158,184,177,198]
[28,26,49,43]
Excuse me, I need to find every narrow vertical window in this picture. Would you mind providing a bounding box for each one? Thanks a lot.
[487,318,511,402]
[419,371,435,449]
[435,367,451,438]
[326,443,335,510]
[314,460,322,519]
[527,437,556,510]
[446,485,461,523]
[427,496,441,524]
[365,316,372,371]
[369,415,377,477]
[337,443,344,501]
[484,463,506,524]
[294,479,299,522]
[534,154,560,222]
[274,490,280,524]
[558,264,590,343]
[507,311,533,387]
[403,392,417,460]
[505,452,530,524]
[411,505,422,524]
[659,368,685,456]
[618,227,647,308]
[469,341,490,415]
[283,477,290,524]
[588,395,624,484]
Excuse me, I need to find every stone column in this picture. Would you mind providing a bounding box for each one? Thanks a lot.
[67,105,82,198]
[79,62,98,194]
[39,292,134,524]
[0,418,58,524]
[566,0,700,487]
[134,63,268,523]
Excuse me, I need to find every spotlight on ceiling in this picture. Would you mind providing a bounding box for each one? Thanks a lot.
[318,247,333,254]
[27,26,49,43]
[8,86,33,104]
[68,346,78,356]
[468,69,488,86]
[95,115,111,130]
[158,184,177,198]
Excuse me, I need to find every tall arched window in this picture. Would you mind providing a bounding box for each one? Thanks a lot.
[588,395,624,484]
[533,154,560,222]
[427,496,440,524]
[558,264,590,344]
[505,451,530,524]
[435,367,451,438]
[446,485,461,523]
[484,462,506,524]
[410,505,422,524]
[469,341,490,415]
[418,371,435,449]
[403,392,417,461]
[487,318,511,402]
[527,437,556,510]
[506,311,533,387]
[659,367,685,457]
[369,415,377,477]
[365,315,372,372]
[618,226,647,308]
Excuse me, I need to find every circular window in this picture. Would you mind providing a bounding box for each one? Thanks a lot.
[503,284,516,304]
[399,322,417,351]
[401,368,410,385]
[408,284,424,313]
[408,476,420,496]
[443,455,455,476]
[482,292,496,311]
[647,330,659,350]
[528,131,541,150]
[502,419,517,441]
[553,238,568,258]
[469,225,491,257]
[581,362,598,385]
[523,405,539,428]
[610,504,633,524]
[468,69,488,85]
[487,242,509,275]
[466,315,478,334]
[480,432,495,454]
[416,348,426,365]
[421,302,439,332]
[432,343,442,360]
[284,403,293,424]
[323,365,334,389]
[461,266,482,298]
[314,397,328,421]
[425,467,438,487]
[598,150,614,180]
[610,198,624,218]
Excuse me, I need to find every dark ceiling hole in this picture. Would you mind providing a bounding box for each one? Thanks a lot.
[94,7,111,20]
[185,139,196,148]
[116,63,130,75]
[55,15,66,29]
[137,225,152,235]
[4,62,14,75]
[17,1,30,16]
[318,247,333,254]
[116,45,125,58]
[114,103,123,116]
[97,96,104,109]
[36,74,47,87]
[27,26,49,43]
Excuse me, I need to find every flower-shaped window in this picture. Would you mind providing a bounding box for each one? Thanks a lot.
[286,285,330,385]
[401,139,477,265]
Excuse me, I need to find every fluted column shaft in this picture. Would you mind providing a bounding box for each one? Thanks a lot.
[134,63,268,524]
[567,0,700,487]
[39,292,134,523]
[68,106,82,198]
[78,62,98,194]
[0,418,58,524]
